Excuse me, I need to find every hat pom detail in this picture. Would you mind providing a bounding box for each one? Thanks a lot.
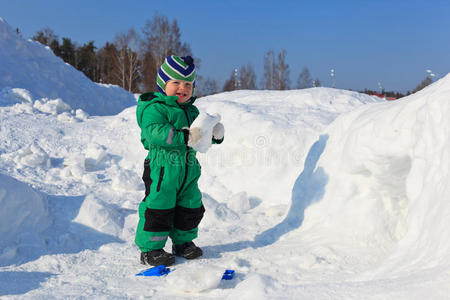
[182,56,194,65]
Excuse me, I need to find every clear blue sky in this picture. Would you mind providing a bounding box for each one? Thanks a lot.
[1,0,450,93]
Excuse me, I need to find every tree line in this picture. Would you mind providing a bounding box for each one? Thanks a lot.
[31,13,323,96]
[32,13,193,94]
[31,13,432,98]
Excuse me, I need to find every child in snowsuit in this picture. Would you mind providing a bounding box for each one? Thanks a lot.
[135,55,224,266]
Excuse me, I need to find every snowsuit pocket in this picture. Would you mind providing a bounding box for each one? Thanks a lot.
[142,159,152,201]
[156,166,165,192]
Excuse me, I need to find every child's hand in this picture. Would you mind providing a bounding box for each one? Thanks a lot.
[212,122,224,140]
[188,127,203,147]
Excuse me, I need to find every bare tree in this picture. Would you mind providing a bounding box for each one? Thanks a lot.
[239,63,257,89]
[297,67,313,89]
[412,76,433,93]
[277,50,290,90]
[197,77,219,96]
[141,13,193,91]
[32,28,58,46]
[262,50,276,89]
[223,69,239,91]
[262,50,290,90]
[113,29,141,92]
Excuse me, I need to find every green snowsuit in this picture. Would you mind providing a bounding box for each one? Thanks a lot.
[134,92,220,252]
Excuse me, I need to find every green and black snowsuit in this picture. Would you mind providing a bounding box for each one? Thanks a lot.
[134,92,219,252]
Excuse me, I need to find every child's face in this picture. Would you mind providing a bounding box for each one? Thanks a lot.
[165,80,193,103]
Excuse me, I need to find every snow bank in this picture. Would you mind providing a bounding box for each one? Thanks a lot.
[196,88,382,207]
[299,74,450,278]
[73,195,123,236]
[0,18,135,115]
[0,174,51,263]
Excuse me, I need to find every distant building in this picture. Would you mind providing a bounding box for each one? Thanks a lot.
[365,91,398,101]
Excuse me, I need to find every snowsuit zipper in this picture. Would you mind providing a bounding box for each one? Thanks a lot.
[177,105,191,197]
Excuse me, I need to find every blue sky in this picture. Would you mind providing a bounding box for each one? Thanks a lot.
[1,0,449,93]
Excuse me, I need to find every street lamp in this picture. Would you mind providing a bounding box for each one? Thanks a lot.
[378,82,383,94]
[426,69,440,81]
[330,68,335,88]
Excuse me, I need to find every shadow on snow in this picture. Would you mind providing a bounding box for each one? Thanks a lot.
[0,271,54,296]
[204,134,329,257]
[0,194,125,268]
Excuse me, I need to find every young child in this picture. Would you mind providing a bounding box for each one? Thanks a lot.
[135,55,224,266]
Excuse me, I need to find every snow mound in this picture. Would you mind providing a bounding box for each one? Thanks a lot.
[0,18,135,116]
[73,195,123,236]
[298,74,450,278]
[196,88,383,206]
[0,173,51,263]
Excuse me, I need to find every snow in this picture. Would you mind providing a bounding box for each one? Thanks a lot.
[1,15,450,299]
[0,18,136,116]
[189,111,221,153]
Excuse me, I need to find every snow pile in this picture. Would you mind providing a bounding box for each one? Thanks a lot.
[297,74,450,281]
[73,195,123,236]
[196,88,382,208]
[0,174,51,263]
[0,18,135,115]
[1,34,450,298]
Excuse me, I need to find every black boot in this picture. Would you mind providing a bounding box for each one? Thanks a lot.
[140,249,175,266]
[172,241,203,259]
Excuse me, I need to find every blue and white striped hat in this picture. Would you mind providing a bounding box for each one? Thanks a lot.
[157,55,196,95]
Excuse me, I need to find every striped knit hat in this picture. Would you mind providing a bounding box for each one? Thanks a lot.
[157,55,196,95]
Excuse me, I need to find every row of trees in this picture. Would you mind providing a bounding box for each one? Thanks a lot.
[32,14,323,96]
[32,13,193,93]
[31,13,431,97]
[360,76,433,99]
[222,51,321,93]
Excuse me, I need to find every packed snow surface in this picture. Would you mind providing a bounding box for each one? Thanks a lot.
[1,15,450,300]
